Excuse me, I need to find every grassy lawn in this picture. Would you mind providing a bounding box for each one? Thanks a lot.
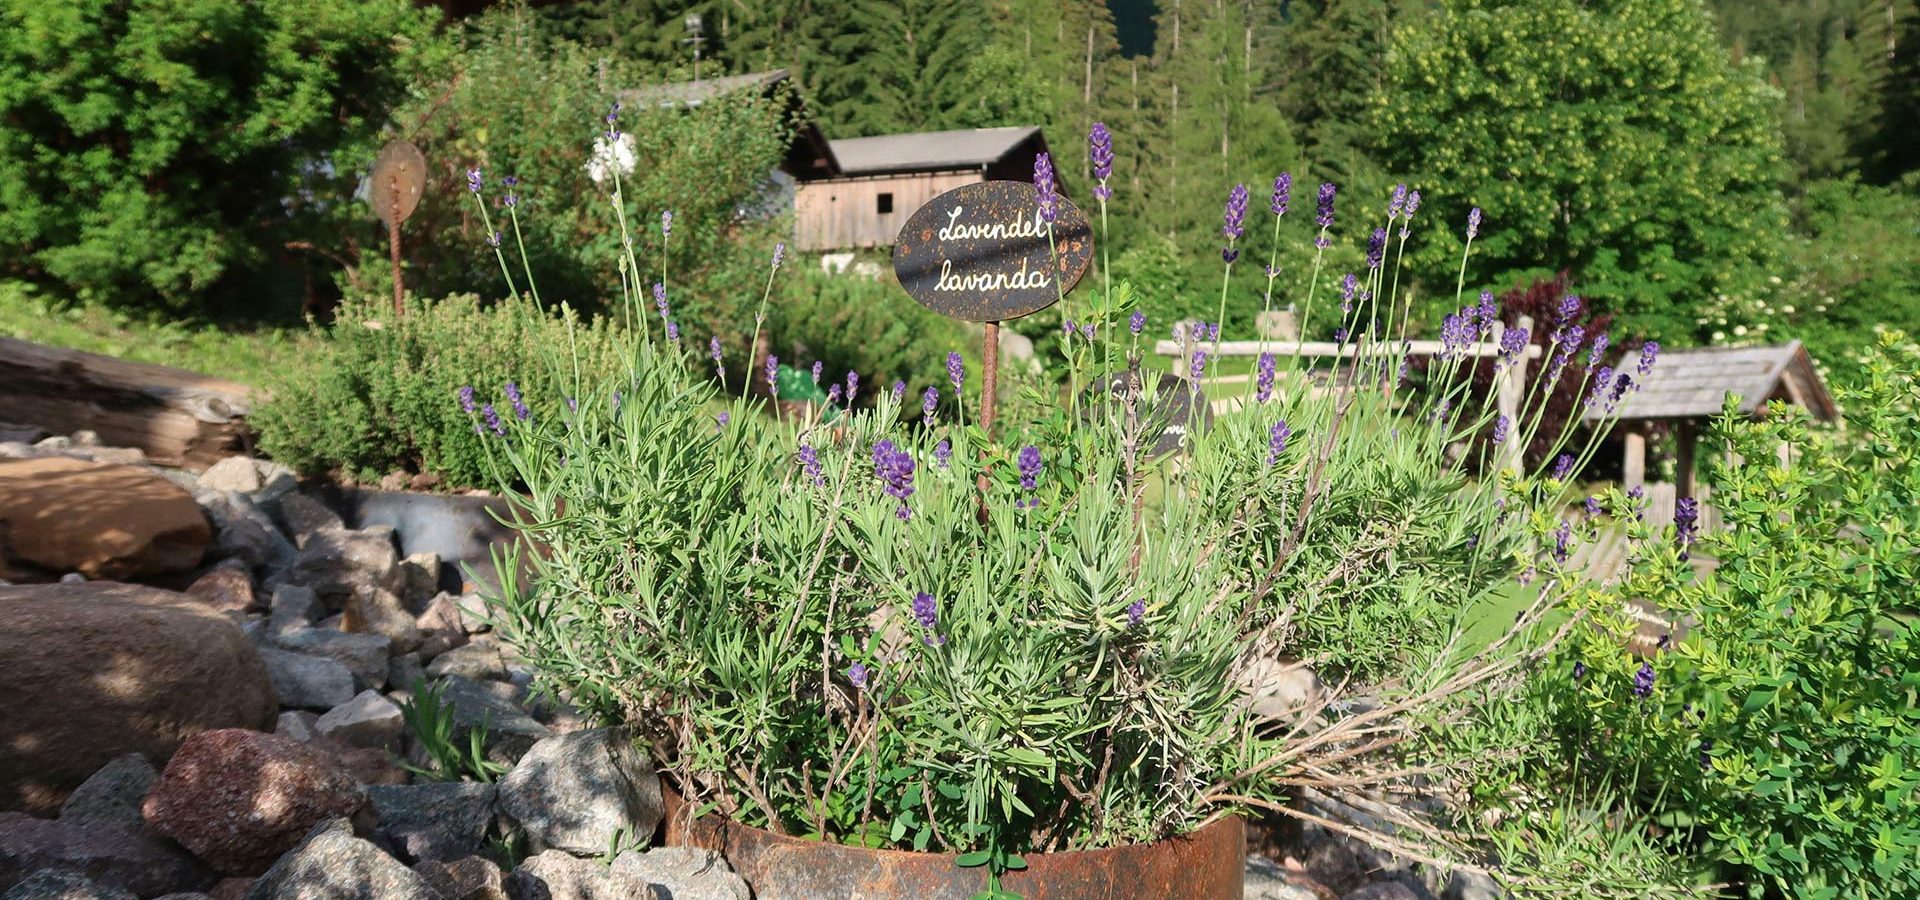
[0,280,298,389]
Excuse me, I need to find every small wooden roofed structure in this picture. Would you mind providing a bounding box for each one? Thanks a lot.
[791,126,1059,252]
[1584,341,1837,499]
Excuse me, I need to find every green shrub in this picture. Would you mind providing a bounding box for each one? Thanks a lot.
[1547,333,1920,896]
[0,0,442,316]
[762,269,975,399]
[253,294,624,487]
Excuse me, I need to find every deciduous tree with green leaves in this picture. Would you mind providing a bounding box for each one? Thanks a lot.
[1373,0,1790,342]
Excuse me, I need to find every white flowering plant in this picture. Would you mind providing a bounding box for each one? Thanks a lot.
[464,114,1649,896]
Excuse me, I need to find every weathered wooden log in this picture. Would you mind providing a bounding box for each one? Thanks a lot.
[0,336,256,470]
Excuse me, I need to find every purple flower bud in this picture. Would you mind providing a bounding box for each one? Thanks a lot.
[765,354,780,396]
[827,384,843,406]
[807,360,822,385]
[1366,228,1387,270]
[1255,353,1276,403]
[1079,322,1096,342]
[457,385,476,415]
[1552,454,1574,481]
[934,439,952,468]
[799,443,824,486]
[1404,190,1420,219]
[845,371,859,403]
[772,242,786,269]
[485,231,502,248]
[1551,521,1573,563]
[1572,661,1587,680]
[1585,367,1614,409]
[1584,495,1602,517]
[1189,350,1208,382]
[1126,599,1145,628]
[1498,326,1529,367]
[1388,184,1407,219]
[1674,497,1699,561]
[1588,333,1611,367]
[1556,295,1583,327]
[911,591,941,643]
[481,404,505,436]
[1491,415,1511,445]
[1466,207,1482,239]
[1034,152,1058,224]
[1638,342,1660,376]
[466,167,482,194]
[666,321,680,342]
[604,102,621,138]
[1129,310,1145,335]
[1017,445,1042,492]
[1088,122,1113,183]
[1632,661,1656,698]
[848,662,869,689]
[1476,291,1496,332]
[873,439,916,518]
[1063,319,1077,338]
[1340,273,1358,313]
[715,412,729,429]
[1266,420,1291,466]
[710,336,724,363]
[946,352,965,391]
[1315,182,1336,230]
[922,386,939,425]
[1222,183,1250,242]
[891,380,905,403]
[504,382,529,421]
[660,210,673,238]
[653,282,669,319]
[1268,172,1292,217]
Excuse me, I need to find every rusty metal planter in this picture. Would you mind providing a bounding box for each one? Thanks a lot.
[664,799,1244,900]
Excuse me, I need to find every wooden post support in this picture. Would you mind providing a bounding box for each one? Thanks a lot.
[388,175,405,319]
[980,321,1000,437]
[1623,428,1648,491]
[1675,419,1698,500]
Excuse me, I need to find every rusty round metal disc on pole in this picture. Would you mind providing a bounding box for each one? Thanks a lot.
[368,141,428,227]
[891,180,1093,323]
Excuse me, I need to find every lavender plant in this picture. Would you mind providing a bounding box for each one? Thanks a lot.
[464,118,1647,895]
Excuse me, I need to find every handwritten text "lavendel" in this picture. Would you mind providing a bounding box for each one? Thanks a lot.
[936,205,1050,242]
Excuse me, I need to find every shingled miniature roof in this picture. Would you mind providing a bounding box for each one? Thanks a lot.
[826,126,1045,175]
[1584,341,1837,423]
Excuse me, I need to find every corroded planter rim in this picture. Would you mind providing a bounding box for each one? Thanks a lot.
[663,792,1244,900]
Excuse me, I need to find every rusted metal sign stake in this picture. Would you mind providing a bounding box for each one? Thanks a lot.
[369,141,428,320]
[980,322,1001,436]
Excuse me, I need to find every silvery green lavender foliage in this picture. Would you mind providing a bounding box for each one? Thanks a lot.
[463,118,1640,891]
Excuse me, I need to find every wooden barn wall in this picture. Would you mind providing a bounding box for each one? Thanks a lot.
[793,171,980,251]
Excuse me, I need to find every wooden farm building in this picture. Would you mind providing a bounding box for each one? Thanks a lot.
[622,70,1056,254]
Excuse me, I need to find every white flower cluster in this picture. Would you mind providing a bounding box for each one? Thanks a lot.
[586,132,637,184]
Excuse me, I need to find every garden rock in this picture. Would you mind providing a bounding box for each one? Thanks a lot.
[365,783,496,864]
[431,678,550,766]
[412,857,505,900]
[198,458,263,494]
[0,811,211,898]
[314,691,405,749]
[1239,657,1325,723]
[414,596,470,660]
[1244,856,1331,900]
[1439,870,1501,900]
[1342,884,1423,900]
[272,627,391,691]
[200,493,295,578]
[387,654,426,695]
[277,713,318,744]
[241,819,436,900]
[55,756,154,829]
[274,495,345,549]
[257,646,357,710]
[397,553,441,609]
[0,458,210,579]
[0,869,136,900]
[496,728,660,856]
[269,585,325,635]
[344,587,422,653]
[504,851,662,900]
[186,564,256,615]
[289,528,401,608]
[0,583,276,815]
[142,730,366,876]
[425,640,512,682]
[610,848,747,900]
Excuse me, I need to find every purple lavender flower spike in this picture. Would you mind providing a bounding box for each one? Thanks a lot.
[845,371,859,403]
[1129,310,1145,335]
[651,282,668,319]
[481,404,505,436]
[1674,498,1699,562]
[1551,521,1573,563]
[934,439,952,469]
[947,352,965,391]
[1584,495,1602,517]
[891,380,905,403]
[1033,152,1059,224]
[1632,661,1656,698]
[466,167,482,194]
[1491,415,1510,445]
[1080,322,1096,342]
[485,231,502,248]
[660,210,673,238]
[812,360,824,384]
[1466,207,1483,240]
[1638,341,1660,376]
[827,384,842,406]
[1611,373,1632,404]
[1205,321,1220,342]
[1222,184,1250,242]
[1572,661,1587,680]
[666,322,680,342]
[765,354,780,397]
[1588,332,1610,367]
[911,591,941,644]
[873,439,916,519]
[772,242,786,269]
[1315,182,1336,229]
[1388,184,1408,219]
[1189,350,1208,382]
[1126,599,1145,628]
[848,663,869,689]
[1267,420,1291,466]
[799,444,823,486]
[1017,445,1042,494]
[1498,326,1529,367]
[1552,454,1574,481]
[1404,190,1420,219]
[1088,123,1113,201]
[710,336,724,363]
[1270,173,1291,217]
[504,382,529,421]
[1556,295,1583,327]
[1340,273,1358,313]
[457,385,476,415]
[604,102,621,139]
[1333,327,1349,343]
[1476,291,1496,333]
[1585,367,1614,408]
[715,412,729,429]
[1366,228,1387,270]
[922,386,938,425]
[1063,319,1077,338]
[1255,353,1276,403]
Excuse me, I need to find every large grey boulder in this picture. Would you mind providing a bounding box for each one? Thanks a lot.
[314,691,405,749]
[197,492,296,578]
[610,848,747,900]
[257,647,356,710]
[273,495,345,549]
[496,728,660,857]
[0,869,136,900]
[1,756,210,896]
[242,820,436,900]
[365,783,495,864]
[288,527,401,608]
[344,587,421,654]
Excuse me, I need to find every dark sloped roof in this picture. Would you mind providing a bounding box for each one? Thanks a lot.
[1584,341,1837,423]
[827,126,1043,175]
[619,69,792,108]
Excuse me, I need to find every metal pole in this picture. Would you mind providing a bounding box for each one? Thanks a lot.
[980,321,1000,436]
[388,175,405,319]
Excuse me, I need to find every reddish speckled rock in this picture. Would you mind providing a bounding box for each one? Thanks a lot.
[141,730,365,876]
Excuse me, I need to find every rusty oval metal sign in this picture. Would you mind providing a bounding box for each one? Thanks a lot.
[369,140,428,227]
[891,180,1093,323]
